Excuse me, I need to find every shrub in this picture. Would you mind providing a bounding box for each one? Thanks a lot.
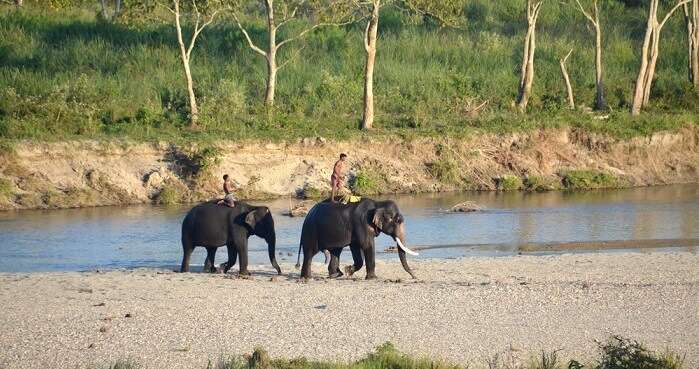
[496,175,523,191]
[523,175,559,191]
[426,158,461,185]
[594,336,685,369]
[350,170,381,195]
[562,170,619,190]
[0,177,13,200]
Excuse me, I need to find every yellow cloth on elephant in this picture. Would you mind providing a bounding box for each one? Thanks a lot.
[340,195,361,204]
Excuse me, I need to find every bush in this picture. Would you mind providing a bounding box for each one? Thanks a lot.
[350,170,381,195]
[594,336,685,369]
[0,177,14,201]
[523,175,559,191]
[426,158,461,185]
[496,175,523,191]
[156,183,187,205]
[562,170,619,190]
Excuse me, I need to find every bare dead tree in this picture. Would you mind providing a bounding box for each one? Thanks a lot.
[573,0,605,110]
[100,0,122,21]
[233,0,356,107]
[165,0,219,127]
[559,49,575,109]
[684,0,699,88]
[361,0,380,130]
[516,0,544,112]
[631,0,690,115]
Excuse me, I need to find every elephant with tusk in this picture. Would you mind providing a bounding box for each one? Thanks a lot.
[296,198,418,280]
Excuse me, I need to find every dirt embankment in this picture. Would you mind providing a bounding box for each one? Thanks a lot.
[0,127,698,210]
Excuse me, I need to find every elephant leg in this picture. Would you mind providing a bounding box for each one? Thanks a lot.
[363,243,377,280]
[204,247,217,273]
[301,245,317,280]
[327,248,343,278]
[237,237,250,276]
[180,238,194,273]
[345,244,364,277]
[223,244,238,273]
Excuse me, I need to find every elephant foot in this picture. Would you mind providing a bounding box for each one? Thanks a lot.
[328,270,344,279]
[238,270,251,279]
[365,273,377,280]
[344,265,355,277]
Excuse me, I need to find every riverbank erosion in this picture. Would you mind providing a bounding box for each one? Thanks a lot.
[0,252,697,369]
[1,127,698,210]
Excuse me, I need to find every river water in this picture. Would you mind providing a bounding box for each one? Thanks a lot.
[0,185,698,272]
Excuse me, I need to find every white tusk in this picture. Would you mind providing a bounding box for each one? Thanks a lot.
[396,237,418,256]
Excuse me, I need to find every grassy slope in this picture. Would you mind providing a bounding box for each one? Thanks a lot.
[1,1,698,144]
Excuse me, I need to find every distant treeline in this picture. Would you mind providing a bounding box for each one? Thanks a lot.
[0,0,698,142]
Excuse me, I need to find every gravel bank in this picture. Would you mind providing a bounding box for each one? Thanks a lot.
[0,252,697,369]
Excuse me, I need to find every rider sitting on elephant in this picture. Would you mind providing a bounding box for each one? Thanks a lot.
[217,174,237,207]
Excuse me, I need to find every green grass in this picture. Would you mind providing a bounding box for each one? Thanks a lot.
[561,170,621,190]
[0,2,698,143]
[107,338,685,369]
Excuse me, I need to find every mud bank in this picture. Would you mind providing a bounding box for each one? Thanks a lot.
[1,127,698,210]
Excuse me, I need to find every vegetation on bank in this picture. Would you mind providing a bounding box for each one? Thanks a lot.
[1,1,698,144]
[103,338,686,369]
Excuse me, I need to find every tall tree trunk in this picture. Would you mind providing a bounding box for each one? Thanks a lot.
[516,0,543,112]
[560,49,575,109]
[362,0,380,130]
[632,0,688,115]
[593,20,606,110]
[100,0,109,19]
[15,0,23,6]
[173,0,199,126]
[685,0,699,88]
[631,0,656,116]
[573,1,606,110]
[264,0,277,107]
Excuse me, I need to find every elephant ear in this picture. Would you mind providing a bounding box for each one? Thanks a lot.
[371,208,386,230]
[245,207,268,228]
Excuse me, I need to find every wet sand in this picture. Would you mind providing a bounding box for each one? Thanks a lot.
[0,252,697,369]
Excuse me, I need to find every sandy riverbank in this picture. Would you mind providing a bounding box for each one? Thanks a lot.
[0,252,697,369]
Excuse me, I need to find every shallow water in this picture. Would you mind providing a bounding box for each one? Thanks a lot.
[0,185,698,272]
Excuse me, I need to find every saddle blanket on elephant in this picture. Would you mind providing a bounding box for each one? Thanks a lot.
[341,195,362,204]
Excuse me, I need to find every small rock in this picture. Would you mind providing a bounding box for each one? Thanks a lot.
[88,343,95,349]
[92,302,106,307]
[78,288,93,294]
[314,304,327,309]
[124,313,133,318]
[99,326,109,333]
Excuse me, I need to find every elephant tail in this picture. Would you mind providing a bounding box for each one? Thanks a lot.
[295,242,302,269]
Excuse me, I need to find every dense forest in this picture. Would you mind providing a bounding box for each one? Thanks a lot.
[1,0,698,142]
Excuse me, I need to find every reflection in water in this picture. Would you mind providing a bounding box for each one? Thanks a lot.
[0,185,698,272]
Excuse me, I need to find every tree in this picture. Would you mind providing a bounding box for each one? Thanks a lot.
[232,0,355,107]
[516,0,544,112]
[572,0,605,110]
[99,0,122,21]
[684,0,699,89]
[631,0,690,115]
[359,0,464,130]
[559,49,575,109]
[361,0,380,130]
[165,0,220,126]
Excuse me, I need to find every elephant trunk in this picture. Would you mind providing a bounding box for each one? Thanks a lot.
[395,224,417,279]
[266,233,281,275]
